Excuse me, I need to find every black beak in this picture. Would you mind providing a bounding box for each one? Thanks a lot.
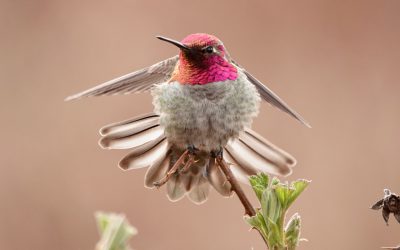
[156,36,191,52]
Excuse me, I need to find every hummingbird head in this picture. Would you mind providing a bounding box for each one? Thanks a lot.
[157,33,238,85]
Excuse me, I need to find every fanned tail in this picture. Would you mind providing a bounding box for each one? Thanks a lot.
[98,113,296,204]
[224,128,296,179]
[98,113,212,204]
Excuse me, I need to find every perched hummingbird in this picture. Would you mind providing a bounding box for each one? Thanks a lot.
[66,33,310,204]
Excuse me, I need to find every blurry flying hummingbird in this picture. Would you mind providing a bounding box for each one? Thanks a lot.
[66,33,310,204]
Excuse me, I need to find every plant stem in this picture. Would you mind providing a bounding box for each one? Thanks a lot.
[216,157,256,216]
[216,157,269,248]
[279,209,286,244]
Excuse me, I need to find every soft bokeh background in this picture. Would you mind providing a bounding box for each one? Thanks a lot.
[1,0,400,249]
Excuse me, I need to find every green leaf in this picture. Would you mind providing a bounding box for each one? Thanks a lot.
[285,213,301,249]
[287,180,310,207]
[261,188,281,223]
[247,174,310,249]
[245,212,269,242]
[96,213,111,233]
[245,214,263,229]
[275,183,290,209]
[271,177,280,186]
[249,173,269,201]
[266,217,284,248]
[95,212,137,250]
[257,212,269,237]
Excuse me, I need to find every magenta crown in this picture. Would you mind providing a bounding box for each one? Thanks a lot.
[173,33,238,85]
[181,33,221,47]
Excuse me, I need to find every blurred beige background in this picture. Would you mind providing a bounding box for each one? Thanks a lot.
[1,0,400,249]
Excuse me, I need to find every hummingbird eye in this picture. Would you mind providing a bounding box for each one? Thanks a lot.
[203,46,214,54]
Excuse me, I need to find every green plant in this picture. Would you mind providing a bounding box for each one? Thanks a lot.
[95,212,137,250]
[246,173,310,250]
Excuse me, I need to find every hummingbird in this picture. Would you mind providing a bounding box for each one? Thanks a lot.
[66,33,310,204]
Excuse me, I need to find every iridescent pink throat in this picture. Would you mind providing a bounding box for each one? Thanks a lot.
[173,53,238,85]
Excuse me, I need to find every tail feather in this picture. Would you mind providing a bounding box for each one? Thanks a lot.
[166,152,211,203]
[243,128,296,166]
[223,149,257,183]
[224,129,295,177]
[206,157,232,197]
[99,112,163,150]
[99,113,159,136]
[182,171,199,192]
[144,151,171,188]
[99,125,164,150]
[187,176,210,204]
[167,174,186,202]
[119,138,170,171]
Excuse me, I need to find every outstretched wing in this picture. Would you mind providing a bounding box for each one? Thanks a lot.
[232,61,311,128]
[65,55,179,101]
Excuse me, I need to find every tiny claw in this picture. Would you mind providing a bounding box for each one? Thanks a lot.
[187,145,199,154]
[211,147,223,158]
[179,154,195,173]
[153,181,163,189]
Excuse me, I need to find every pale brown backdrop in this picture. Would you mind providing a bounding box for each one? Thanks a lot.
[1,0,400,249]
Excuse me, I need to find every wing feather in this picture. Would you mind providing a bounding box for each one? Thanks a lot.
[65,56,178,101]
[232,61,311,127]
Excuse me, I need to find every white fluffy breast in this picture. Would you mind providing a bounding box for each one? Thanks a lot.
[151,69,261,152]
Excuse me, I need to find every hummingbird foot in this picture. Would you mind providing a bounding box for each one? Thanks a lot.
[187,145,199,154]
[153,149,189,188]
[210,147,223,158]
[179,154,195,174]
[179,145,198,173]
